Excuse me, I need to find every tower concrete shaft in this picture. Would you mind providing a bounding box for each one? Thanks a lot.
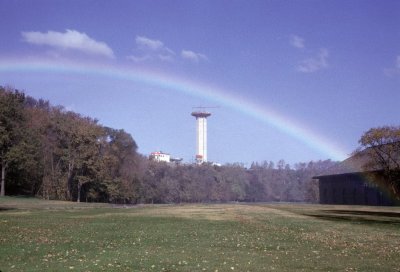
[191,111,211,164]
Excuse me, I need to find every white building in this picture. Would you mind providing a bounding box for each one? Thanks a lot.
[149,151,171,163]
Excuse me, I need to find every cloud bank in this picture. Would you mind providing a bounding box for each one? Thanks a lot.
[21,29,114,58]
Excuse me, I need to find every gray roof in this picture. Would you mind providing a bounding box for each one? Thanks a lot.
[314,148,383,178]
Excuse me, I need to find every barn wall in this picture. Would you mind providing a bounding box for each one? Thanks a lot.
[318,173,395,206]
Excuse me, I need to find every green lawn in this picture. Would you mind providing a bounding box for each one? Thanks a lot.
[0,197,399,271]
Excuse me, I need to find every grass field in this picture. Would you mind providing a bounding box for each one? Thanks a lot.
[0,197,399,271]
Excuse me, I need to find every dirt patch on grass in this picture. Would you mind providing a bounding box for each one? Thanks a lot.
[100,203,311,222]
[74,204,242,221]
[246,204,311,219]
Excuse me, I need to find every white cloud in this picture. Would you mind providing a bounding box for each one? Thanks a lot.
[128,36,175,62]
[135,36,165,51]
[128,36,209,64]
[290,35,305,49]
[181,50,208,63]
[297,48,329,73]
[21,29,114,58]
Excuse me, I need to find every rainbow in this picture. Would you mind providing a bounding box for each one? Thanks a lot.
[0,57,349,161]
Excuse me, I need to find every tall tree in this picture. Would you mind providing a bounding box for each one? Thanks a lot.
[38,106,69,200]
[99,128,139,203]
[73,117,103,202]
[0,87,27,196]
[41,110,103,201]
[358,126,400,199]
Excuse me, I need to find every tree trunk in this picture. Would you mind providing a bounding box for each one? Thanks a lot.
[391,182,400,200]
[1,161,5,197]
[77,182,81,203]
[67,160,74,201]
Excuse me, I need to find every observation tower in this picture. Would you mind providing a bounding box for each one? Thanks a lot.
[191,109,212,164]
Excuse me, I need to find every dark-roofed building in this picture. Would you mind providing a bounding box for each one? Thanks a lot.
[314,150,399,206]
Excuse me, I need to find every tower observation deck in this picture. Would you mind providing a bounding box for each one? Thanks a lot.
[191,111,212,164]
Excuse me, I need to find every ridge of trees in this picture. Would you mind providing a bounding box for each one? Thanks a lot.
[0,86,337,203]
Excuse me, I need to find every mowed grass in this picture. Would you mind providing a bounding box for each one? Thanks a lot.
[0,197,399,271]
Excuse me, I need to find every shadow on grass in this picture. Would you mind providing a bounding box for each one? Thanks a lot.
[304,210,400,225]
[324,210,400,218]
[0,207,16,212]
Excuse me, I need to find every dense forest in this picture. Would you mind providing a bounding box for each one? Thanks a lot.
[0,86,337,203]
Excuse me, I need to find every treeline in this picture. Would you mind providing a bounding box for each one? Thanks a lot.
[139,160,336,203]
[0,86,337,203]
[0,86,140,202]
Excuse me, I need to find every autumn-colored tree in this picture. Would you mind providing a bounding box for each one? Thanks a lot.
[0,88,28,196]
[99,128,139,203]
[358,126,400,199]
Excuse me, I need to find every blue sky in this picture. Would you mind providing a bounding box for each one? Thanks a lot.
[1,0,399,166]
